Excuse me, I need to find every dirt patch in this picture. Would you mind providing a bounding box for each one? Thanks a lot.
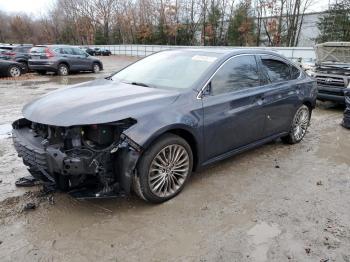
[0,73,38,81]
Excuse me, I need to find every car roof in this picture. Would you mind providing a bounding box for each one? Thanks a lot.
[165,48,281,57]
[34,45,79,48]
[0,44,32,49]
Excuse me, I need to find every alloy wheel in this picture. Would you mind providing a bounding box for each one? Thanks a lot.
[148,144,190,198]
[59,65,68,76]
[292,107,309,141]
[9,66,21,77]
[93,64,100,73]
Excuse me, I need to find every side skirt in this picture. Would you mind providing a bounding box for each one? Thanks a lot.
[201,132,288,168]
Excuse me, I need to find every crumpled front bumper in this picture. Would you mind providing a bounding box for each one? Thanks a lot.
[13,126,99,179]
[12,119,141,196]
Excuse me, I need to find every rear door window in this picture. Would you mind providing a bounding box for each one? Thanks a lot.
[61,48,74,55]
[15,47,31,53]
[72,48,86,56]
[260,56,291,83]
[211,55,260,95]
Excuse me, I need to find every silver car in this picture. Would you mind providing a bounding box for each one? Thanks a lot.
[29,45,103,76]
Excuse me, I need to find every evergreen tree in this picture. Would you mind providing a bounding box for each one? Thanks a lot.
[95,26,107,45]
[317,0,350,42]
[227,1,255,46]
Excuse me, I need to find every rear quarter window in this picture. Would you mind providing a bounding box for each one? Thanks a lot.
[290,65,302,79]
[261,57,291,83]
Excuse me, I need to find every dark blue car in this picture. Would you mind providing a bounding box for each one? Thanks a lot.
[12,49,317,203]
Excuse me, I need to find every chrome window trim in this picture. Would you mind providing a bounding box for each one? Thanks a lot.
[196,53,300,99]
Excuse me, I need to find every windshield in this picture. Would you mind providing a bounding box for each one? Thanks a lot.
[111,51,220,89]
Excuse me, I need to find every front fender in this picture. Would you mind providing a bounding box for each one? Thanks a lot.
[124,119,201,149]
[122,96,203,150]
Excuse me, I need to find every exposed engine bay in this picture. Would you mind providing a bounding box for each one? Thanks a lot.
[12,118,141,198]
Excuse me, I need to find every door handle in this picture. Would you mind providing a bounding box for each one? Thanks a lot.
[254,95,265,105]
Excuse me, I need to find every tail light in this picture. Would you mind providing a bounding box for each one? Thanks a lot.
[45,48,55,58]
[4,52,15,56]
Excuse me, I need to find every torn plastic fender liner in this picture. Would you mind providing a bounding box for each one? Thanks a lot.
[117,134,142,194]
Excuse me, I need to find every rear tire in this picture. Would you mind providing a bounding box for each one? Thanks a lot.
[57,64,69,76]
[8,65,21,77]
[19,62,28,73]
[282,105,311,144]
[92,63,100,73]
[134,134,193,203]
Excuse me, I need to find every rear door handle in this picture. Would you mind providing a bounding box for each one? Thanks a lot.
[254,95,265,105]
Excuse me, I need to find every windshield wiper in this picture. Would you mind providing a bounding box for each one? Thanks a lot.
[130,82,150,87]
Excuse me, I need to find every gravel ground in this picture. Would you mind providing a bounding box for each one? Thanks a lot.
[0,55,349,262]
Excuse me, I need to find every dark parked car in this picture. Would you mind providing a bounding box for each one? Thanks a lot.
[93,47,111,56]
[94,48,102,56]
[80,47,96,56]
[0,59,26,77]
[12,49,317,203]
[0,44,32,73]
[29,45,103,76]
[100,48,111,56]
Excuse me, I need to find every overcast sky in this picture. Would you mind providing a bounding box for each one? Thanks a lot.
[0,0,331,17]
[0,0,53,16]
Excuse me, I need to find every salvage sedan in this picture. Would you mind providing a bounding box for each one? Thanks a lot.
[12,49,317,203]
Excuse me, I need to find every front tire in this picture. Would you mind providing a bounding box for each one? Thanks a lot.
[282,105,311,144]
[92,63,100,73]
[134,134,193,203]
[8,65,22,77]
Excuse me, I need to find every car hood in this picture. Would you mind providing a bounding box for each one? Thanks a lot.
[23,79,180,126]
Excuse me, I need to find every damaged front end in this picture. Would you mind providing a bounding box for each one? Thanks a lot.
[12,118,142,198]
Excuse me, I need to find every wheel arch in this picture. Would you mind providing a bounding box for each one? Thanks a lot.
[140,125,200,172]
[302,99,314,118]
[58,61,70,69]
[303,100,313,110]
[16,59,27,64]
[93,60,103,69]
